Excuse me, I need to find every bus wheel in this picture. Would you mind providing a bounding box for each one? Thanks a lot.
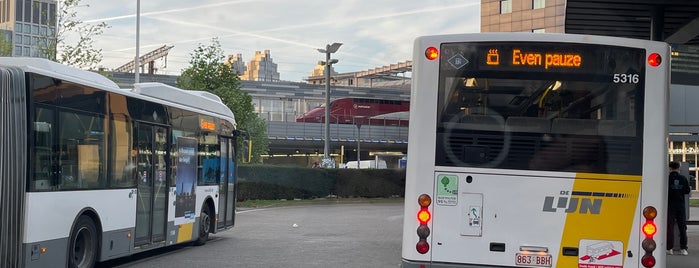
[68,215,98,268]
[194,205,211,246]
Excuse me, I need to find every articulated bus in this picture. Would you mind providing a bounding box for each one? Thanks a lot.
[402,33,670,268]
[0,58,240,268]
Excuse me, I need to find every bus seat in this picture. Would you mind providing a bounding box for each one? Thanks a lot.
[598,120,636,137]
[551,118,598,135]
[505,116,550,133]
[459,115,504,131]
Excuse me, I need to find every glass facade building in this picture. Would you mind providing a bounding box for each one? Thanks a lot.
[0,0,56,58]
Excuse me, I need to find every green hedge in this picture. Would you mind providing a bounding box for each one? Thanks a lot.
[335,169,405,198]
[237,165,405,201]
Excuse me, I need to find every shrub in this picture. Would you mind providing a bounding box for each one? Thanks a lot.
[236,165,405,201]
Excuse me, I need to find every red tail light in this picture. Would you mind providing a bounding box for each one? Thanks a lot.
[647,53,661,67]
[641,254,656,267]
[416,240,430,254]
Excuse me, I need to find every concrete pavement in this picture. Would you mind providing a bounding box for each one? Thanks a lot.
[666,191,698,267]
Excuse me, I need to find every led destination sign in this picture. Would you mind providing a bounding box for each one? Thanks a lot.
[485,48,582,69]
[441,42,645,77]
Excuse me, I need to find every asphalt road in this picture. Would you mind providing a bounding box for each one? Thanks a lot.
[101,201,699,268]
[103,201,404,268]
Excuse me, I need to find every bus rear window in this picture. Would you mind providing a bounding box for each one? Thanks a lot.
[435,42,645,175]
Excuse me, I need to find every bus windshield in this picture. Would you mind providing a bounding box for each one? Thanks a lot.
[436,42,645,175]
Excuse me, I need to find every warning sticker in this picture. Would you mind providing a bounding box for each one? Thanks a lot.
[436,174,458,206]
[578,239,623,268]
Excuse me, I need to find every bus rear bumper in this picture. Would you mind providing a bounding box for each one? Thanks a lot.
[402,259,517,268]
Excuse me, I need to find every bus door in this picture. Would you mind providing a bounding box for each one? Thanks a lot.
[134,123,169,246]
[217,136,236,229]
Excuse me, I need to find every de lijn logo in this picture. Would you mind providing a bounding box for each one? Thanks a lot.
[542,190,604,214]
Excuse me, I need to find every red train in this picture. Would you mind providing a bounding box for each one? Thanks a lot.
[296,97,410,126]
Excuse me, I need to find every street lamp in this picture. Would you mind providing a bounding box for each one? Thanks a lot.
[318,42,342,168]
[135,0,141,84]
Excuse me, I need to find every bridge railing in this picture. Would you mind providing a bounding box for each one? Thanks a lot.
[266,121,409,142]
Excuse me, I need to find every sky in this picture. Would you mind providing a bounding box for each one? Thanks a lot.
[77,0,481,82]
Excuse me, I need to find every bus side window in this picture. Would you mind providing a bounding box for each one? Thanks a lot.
[32,108,55,191]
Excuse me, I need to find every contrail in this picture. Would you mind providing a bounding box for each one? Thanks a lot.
[100,0,479,65]
[150,17,320,50]
[83,0,258,23]
[205,1,480,36]
[102,1,478,51]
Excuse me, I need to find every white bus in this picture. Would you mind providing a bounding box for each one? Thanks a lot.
[0,58,240,268]
[402,33,670,268]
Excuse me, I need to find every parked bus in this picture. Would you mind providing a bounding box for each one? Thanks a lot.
[296,97,409,125]
[0,58,240,268]
[402,33,670,268]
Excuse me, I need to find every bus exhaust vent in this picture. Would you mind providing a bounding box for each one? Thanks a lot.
[0,67,27,267]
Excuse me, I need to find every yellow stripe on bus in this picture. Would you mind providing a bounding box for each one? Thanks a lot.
[575,173,642,182]
[557,177,640,267]
[177,223,194,243]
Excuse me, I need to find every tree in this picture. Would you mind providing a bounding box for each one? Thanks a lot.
[40,0,108,69]
[177,38,269,163]
[0,31,12,56]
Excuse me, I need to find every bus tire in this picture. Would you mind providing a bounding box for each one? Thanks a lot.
[194,204,211,246]
[68,215,98,268]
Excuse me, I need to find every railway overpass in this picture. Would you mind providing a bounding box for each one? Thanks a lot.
[107,72,410,162]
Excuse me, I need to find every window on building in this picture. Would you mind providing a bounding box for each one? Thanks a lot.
[40,2,48,24]
[49,3,56,27]
[533,0,545,9]
[500,0,512,14]
[32,0,39,24]
[15,0,23,22]
[532,28,545,33]
[14,45,22,56]
[23,0,30,23]
[671,141,683,162]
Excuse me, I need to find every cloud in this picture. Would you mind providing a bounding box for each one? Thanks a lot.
[79,0,480,81]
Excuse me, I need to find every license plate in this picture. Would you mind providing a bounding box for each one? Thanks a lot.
[515,253,552,267]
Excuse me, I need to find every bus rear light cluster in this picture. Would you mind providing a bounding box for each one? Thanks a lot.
[640,206,657,267]
[416,194,432,254]
[647,53,662,67]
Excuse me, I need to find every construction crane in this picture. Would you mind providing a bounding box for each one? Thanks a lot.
[114,45,174,74]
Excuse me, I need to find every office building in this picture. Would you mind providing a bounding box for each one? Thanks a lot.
[225,53,247,76]
[481,0,565,33]
[0,0,57,58]
[241,50,280,82]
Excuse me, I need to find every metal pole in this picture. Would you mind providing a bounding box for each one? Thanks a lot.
[323,46,331,163]
[135,0,140,84]
[357,124,361,165]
